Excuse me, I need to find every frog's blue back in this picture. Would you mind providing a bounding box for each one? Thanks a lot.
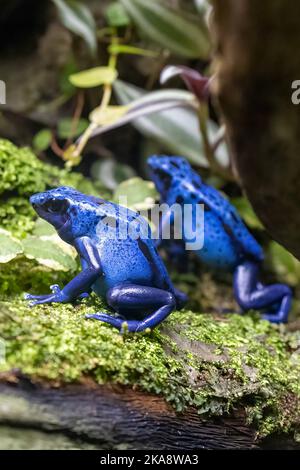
[148,155,263,271]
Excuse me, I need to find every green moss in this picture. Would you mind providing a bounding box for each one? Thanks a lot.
[0,199,35,238]
[0,139,109,238]
[0,296,299,438]
[0,259,76,296]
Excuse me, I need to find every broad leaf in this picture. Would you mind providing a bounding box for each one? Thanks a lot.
[113,177,158,210]
[52,0,97,56]
[112,81,210,166]
[0,229,23,263]
[23,236,77,272]
[69,67,118,88]
[32,219,57,237]
[231,198,264,230]
[268,242,300,286]
[120,0,210,59]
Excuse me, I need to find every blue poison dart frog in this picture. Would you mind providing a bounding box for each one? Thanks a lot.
[24,187,187,332]
[147,155,292,324]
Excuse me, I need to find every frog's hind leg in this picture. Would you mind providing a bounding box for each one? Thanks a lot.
[86,284,176,332]
[233,260,292,323]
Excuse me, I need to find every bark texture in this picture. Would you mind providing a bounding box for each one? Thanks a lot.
[0,379,290,450]
[212,0,300,260]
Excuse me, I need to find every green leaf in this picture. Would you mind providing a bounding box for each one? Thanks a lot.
[91,159,136,190]
[32,219,57,237]
[108,44,158,57]
[22,236,77,272]
[57,117,89,139]
[69,67,118,88]
[231,197,264,230]
[268,242,300,286]
[33,129,52,152]
[0,228,23,263]
[52,0,97,56]
[113,177,158,211]
[112,80,209,166]
[105,1,130,27]
[119,0,210,58]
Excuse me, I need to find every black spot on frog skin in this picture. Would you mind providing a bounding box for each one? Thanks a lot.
[70,206,77,216]
[137,238,168,289]
[192,180,201,189]
[155,168,172,190]
[103,216,117,228]
[230,210,239,223]
[137,238,153,264]
[176,195,184,204]
[202,203,211,212]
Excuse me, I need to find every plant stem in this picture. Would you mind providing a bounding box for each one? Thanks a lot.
[67,36,119,162]
[198,104,234,181]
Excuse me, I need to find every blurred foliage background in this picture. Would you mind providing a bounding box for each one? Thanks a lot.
[0,0,300,318]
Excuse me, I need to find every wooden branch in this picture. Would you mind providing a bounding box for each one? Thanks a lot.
[211,0,300,260]
[0,377,261,450]
[0,375,299,450]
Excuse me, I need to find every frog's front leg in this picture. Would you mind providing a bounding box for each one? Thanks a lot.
[25,237,102,306]
[86,283,176,332]
[233,260,292,323]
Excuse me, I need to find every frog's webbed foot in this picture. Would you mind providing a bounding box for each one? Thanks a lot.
[24,284,71,306]
[234,261,292,323]
[85,313,130,332]
[86,283,176,332]
[262,295,292,324]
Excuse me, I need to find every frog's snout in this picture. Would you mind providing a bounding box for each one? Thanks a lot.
[30,193,44,208]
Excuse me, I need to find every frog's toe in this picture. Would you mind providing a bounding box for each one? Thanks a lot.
[28,297,53,307]
[79,292,89,299]
[85,313,123,330]
[24,293,51,301]
[262,294,291,324]
[50,284,61,294]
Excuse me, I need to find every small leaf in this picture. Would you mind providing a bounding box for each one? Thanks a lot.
[52,0,97,56]
[108,44,158,57]
[160,65,210,102]
[119,0,210,58]
[0,228,23,263]
[114,177,158,211]
[22,236,77,272]
[105,1,130,27]
[89,105,128,126]
[69,66,118,88]
[57,117,89,139]
[33,129,52,152]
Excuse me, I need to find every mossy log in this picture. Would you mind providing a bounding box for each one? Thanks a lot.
[1,298,300,449]
[211,0,300,261]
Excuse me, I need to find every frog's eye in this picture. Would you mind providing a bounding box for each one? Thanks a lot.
[44,199,67,214]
